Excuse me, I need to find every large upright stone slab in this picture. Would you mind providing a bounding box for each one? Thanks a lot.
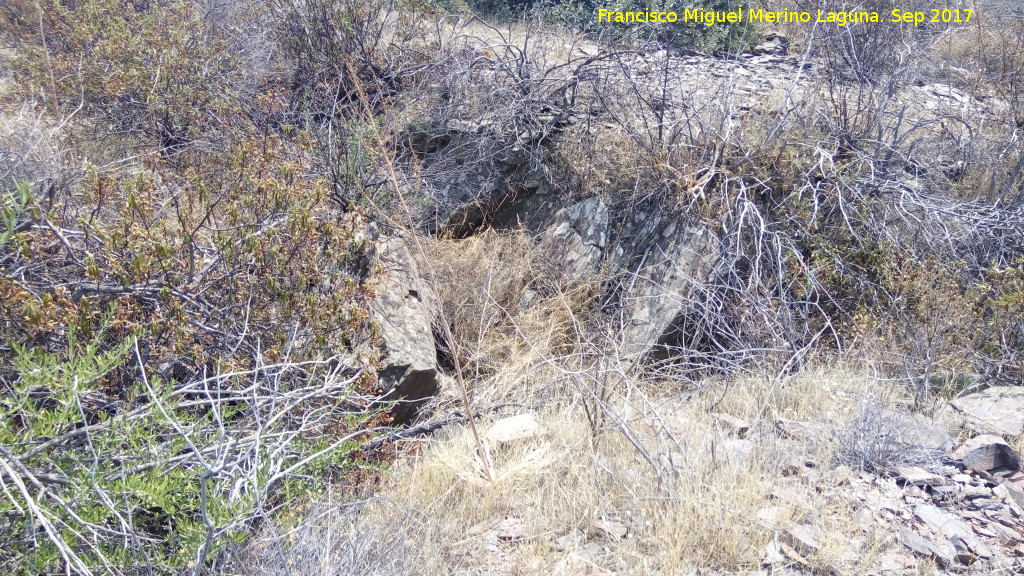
[367,235,441,423]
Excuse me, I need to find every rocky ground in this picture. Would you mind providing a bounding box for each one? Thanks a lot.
[336,27,1024,575]
[395,387,1024,576]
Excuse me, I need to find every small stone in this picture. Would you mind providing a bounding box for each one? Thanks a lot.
[780,456,809,476]
[930,485,958,500]
[991,508,1015,528]
[552,530,585,551]
[1000,481,1024,508]
[950,535,979,565]
[963,485,992,499]
[711,412,750,438]
[496,517,525,542]
[778,541,810,564]
[466,521,490,536]
[763,539,785,565]
[983,520,1024,541]
[775,419,827,442]
[972,523,998,538]
[755,506,784,529]
[770,483,810,508]
[572,542,604,563]
[952,474,974,483]
[877,551,917,572]
[914,504,992,559]
[950,434,1022,474]
[897,527,933,555]
[896,465,951,487]
[718,438,753,463]
[783,523,824,556]
[854,507,874,531]
[899,527,958,567]
[968,498,1002,510]
[594,518,627,540]
[485,413,544,445]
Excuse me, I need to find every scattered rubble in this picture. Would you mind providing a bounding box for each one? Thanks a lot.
[753,392,1024,573]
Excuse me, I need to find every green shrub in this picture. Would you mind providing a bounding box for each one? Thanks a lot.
[0,179,31,249]
[1,0,244,149]
[0,311,376,574]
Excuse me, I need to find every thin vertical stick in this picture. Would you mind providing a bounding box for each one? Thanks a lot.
[341,58,494,482]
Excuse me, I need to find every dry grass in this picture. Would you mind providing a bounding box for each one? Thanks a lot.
[391,221,925,575]
[422,229,600,404]
[300,366,915,576]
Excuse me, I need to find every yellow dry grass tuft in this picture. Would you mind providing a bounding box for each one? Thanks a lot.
[355,366,911,575]
[422,228,600,404]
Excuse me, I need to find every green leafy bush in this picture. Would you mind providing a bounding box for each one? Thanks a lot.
[0,180,31,249]
[0,0,266,152]
[0,314,375,574]
[0,3,387,573]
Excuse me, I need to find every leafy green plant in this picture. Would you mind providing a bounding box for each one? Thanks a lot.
[0,179,31,249]
[0,309,379,575]
[1,0,245,150]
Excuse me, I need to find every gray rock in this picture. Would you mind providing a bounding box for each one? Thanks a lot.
[950,387,1024,436]
[552,530,585,552]
[896,466,951,487]
[950,435,1023,474]
[749,33,789,56]
[536,196,609,281]
[763,538,786,565]
[897,527,935,554]
[755,506,784,529]
[571,542,604,563]
[492,193,716,365]
[717,438,754,464]
[914,504,992,560]
[774,419,828,442]
[614,218,713,359]
[782,523,825,556]
[998,471,1024,508]
[367,235,441,423]
[876,551,917,573]
[594,518,628,540]
[892,414,954,452]
[485,413,544,445]
[897,527,957,566]
[950,535,980,565]
[495,517,525,541]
